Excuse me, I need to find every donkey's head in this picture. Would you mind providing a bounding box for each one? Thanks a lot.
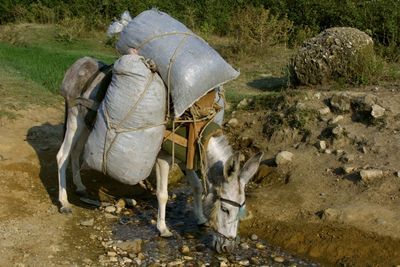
[206,151,263,253]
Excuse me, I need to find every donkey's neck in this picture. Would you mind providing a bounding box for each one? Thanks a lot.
[206,135,233,183]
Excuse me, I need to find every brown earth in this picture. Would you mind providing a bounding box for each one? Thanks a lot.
[0,83,400,266]
[226,84,400,266]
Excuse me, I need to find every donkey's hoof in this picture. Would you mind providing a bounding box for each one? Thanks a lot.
[60,206,72,214]
[160,230,173,238]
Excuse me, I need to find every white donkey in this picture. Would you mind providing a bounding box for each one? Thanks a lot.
[57,56,263,253]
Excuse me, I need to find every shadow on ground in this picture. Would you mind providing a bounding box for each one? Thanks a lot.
[247,75,289,92]
[26,122,151,211]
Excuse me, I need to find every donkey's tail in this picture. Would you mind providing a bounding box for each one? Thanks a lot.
[63,100,68,141]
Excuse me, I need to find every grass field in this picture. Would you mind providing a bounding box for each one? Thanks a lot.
[0,23,292,119]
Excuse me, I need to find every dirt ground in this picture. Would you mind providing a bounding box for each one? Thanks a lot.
[0,83,400,266]
[225,84,400,266]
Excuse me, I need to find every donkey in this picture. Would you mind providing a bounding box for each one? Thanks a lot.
[57,56,263,253]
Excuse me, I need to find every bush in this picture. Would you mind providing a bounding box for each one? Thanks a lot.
[228,6,293,55]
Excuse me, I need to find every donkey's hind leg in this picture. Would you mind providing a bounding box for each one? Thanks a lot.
[56,106,85,213]
[155,156,173,237]
[70,126,90,196]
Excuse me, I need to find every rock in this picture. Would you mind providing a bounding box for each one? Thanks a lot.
[360,169,384,182]
[291,27,374,85]
[116,199,126,209]
[371,104,385,118]
[332,125,344,136]
[396,171,400,178]
[109,256,118,262]
[250,234,258,241]
[255,242,266,249]
[240,242,250,250]
[104,213,118,219]
[240,136,253,148]
[180,245,190,255]
[250,257,261,265]
[315,140,327,151]
[324,149,332,154]
[238,260,250,266]
[227,118,239,128]
[168,163,185,185]
[273,256,285,263]
[125,198,137,207]
[79,218,94,227]
[104,206,116,213]
[167,260,184,267]
[330,94,351,113]
[321,208,341,220]
[115,239,143,254]
[340,154,355,163]
[275,151,294,165]
[319,107,331,115]
[342,165,355,174]
[137,252,146,260]
[331,115,344,124]
[237,98,253,109]
[107,251,117,257]
[122,257,133,264]
[219,262,228,267]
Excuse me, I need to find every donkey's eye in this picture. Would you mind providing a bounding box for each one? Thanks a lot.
[221,206,230,215]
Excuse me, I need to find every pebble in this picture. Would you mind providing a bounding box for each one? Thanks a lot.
[371,104,385,118]
[79,218,94,227]
[104,213,118,219]
[167,259,184,266]
[109,256,118,262]
[395,171,400,178]
[274,256,285,263]
[250,234,258,241]
[318,107,330,115]
[256,242,266,249]
[332,125,344,136]
[275,151,294,165]
[240,242,250,250]
[116,199,126,209]
[180,245,190,255]
[125,198,137,207]
[220,262,228,267]
[137,252,146,260]
[104,206,116,213]
[115,239,143,253]
[238,259,250,266]
[343,166,355,174]
[227,118,239,128]
[360,169,384,182]
[331,115,344,124]
[107,251,117,257]
[316,140,327,151]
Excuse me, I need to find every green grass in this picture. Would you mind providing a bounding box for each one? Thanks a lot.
[0,24,118,119]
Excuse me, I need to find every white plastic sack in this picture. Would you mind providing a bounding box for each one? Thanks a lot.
[83,54,166,185]
[113,9,239,118]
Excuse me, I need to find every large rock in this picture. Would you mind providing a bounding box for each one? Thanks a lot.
[291,27,374,85]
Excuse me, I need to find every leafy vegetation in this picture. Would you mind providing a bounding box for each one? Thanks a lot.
[1,0,400,60]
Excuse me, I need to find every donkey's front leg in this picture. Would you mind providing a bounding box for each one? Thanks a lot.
[155,157,173,237]
[186,170,208,225]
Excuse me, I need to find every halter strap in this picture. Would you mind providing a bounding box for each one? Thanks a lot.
[219,197,245,208]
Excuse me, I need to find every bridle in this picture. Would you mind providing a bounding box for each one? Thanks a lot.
[213,197,246,242]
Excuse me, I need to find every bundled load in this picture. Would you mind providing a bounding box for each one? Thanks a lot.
[83,54,166,185]
[108,9,239,118]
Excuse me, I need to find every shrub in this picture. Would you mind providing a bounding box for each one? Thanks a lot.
[228,6,293,55]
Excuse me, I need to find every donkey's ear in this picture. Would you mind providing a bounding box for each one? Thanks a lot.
[223,152,241,181]
[240,152,264,185]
